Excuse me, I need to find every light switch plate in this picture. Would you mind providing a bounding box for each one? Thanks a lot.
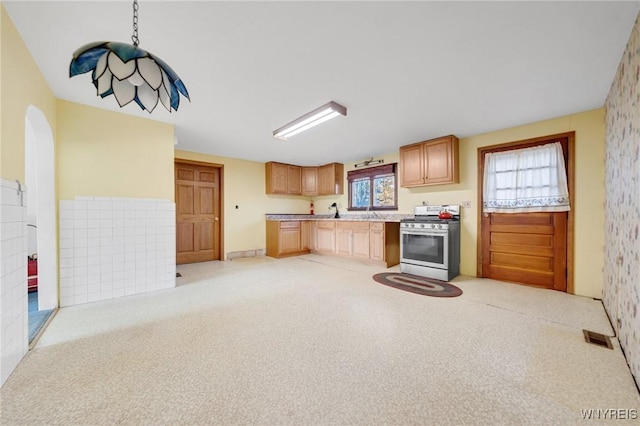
[462,201,471,208]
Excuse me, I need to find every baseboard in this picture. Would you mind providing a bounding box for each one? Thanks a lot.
[227,249,266,260]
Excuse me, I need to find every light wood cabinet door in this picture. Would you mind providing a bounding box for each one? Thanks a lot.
[302,167,318,196]
[301,221,311,250]
[318,163,344,195]
[369,229,385,261]
[280,224,301,254]
[399,135,459,187]
[287,165,302,195]
[266,162,288,193]
[399,143,425,187]
[308,221,317,251]
[424,138,456,184]
[352,229,370,258]
[335,228,352,256]
[316,222,336,253]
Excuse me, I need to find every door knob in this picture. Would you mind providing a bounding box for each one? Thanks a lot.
[214,217,219,221]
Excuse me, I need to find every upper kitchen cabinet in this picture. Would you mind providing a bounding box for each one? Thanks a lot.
[318,163,344,195]
[302,167,318,196]
[399,135,459,187]
[266,162,302,195]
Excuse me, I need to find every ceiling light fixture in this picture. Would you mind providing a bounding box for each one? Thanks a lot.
[354,158,384,168]
[69,0,189,113]
[273,101,347,140]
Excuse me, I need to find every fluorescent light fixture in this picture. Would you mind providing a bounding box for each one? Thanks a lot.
[274,101,347,140]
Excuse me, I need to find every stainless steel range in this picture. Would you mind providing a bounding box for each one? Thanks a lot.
[400,205,460,281]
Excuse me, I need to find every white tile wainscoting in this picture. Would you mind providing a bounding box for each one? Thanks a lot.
[0,179,28,386]
[59,197,176,307]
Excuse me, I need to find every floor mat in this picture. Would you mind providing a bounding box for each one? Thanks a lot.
[372,272,463,297]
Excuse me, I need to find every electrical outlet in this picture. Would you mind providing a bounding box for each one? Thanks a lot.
[462,201,471,208]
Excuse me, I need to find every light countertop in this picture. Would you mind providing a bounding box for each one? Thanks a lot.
[265,213,412,222]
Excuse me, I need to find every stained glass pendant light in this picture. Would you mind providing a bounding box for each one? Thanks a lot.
[69,0,189,113]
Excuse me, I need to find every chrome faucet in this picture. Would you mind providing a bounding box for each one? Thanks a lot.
[365,206,380,219]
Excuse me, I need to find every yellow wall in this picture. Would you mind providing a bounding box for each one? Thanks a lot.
[56,100,174,200]
[459,109,605,299]
[0,4,56,181]
[174,150,310,257]
[3,0,603,296]
[329,109,604,297]
[178,109,604,297]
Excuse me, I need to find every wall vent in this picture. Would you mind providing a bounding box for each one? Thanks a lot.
[583,330,613,349]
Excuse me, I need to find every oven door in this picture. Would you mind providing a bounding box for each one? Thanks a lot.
[400,228,449,269]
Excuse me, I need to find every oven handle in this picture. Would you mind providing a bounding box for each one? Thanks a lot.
[400,228,449,235]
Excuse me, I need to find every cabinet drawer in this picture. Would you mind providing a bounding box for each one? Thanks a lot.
[337,221,370,230]
[279,221,300,229]
[317,221,335,229]
[370,222,384,231]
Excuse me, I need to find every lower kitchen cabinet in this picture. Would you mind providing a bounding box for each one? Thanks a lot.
[375,222,400,267]
[369,222,401,266]
[301,221,311,250]
[267,220,400,267]
[314,221,400,267]
[316,221,336,254]
[370,223,385,261]
[266,221,310,258]
[336,222,370,258]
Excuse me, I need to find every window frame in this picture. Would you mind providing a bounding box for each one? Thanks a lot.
[347,163,398,211]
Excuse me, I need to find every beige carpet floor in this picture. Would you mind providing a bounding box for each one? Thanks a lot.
[1,254,638,425]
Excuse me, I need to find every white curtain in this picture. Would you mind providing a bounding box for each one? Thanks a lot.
[483,142,570,213]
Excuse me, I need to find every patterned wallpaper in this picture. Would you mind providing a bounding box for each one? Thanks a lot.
[603,12,640,389]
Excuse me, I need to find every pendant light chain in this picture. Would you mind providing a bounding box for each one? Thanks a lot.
[131,0,140,47]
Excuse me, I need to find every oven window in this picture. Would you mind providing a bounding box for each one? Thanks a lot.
[402,233,444,265]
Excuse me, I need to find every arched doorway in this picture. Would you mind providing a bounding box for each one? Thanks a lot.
[25,106,57,313]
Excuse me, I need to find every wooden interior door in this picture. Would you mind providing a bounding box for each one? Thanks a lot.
[481,212,567,290]
[175,162,221,264]
[478,132,574,292]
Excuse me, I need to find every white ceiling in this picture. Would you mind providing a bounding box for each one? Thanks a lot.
[4,1,640,166]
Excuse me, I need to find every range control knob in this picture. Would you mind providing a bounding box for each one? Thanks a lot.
[420,224,425,228]
[438,224,443,229]
[430,224,436,229]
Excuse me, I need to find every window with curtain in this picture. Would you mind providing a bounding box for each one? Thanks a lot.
[483,142,570,213]
[347,163,397,210]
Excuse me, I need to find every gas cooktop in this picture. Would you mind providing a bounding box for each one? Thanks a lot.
[401,217,459,223]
